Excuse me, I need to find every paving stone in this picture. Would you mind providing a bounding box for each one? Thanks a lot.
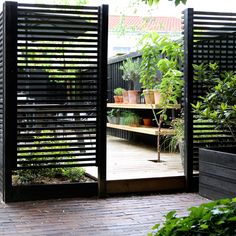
[0,193,208,235]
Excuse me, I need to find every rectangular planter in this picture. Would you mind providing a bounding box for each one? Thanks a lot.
[199,147,236,200]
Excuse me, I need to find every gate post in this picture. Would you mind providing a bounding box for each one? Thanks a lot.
[97,4,108,197]
[2,1,18,202]
[183,8,194,192]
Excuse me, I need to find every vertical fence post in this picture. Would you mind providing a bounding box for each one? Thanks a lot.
[183,8,194,192]
[3,1,17,202]
[97,4,108,197]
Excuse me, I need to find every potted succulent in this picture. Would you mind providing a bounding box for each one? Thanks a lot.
[192,62,236,199]
[107,108,120,124]
[120,58,141,104]
[113,87,125,103]
[124,111,141,127]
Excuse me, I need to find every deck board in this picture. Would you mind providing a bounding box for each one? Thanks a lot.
[85,135,184,181]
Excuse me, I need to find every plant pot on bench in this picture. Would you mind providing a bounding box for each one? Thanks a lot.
[199,147,236,200]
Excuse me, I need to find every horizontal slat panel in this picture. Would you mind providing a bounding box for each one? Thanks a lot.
[16,3,100,170]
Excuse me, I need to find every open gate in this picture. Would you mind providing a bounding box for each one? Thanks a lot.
[0,2,108,202]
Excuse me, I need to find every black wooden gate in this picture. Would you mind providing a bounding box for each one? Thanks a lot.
[183,9,236,190]
[0,2,108,202]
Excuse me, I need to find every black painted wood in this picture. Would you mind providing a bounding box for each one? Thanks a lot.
[183,8,194,192]
[0,2,108,202]
[3,1,18,202]
[199,148,236,199]
[0,9,3,201]
[183,9,236,192]
[97,4,108,197]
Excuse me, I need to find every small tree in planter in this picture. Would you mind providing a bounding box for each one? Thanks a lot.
[138,32,162,104]
[138,32,184,161]
[120,58,141,104]
[138,32,183,105]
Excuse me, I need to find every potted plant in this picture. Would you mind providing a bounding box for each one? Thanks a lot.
[192,62,236,199]
[139,33,183,105]
[107,108,120,124]
[122,89,129,104]
[120,58,141,104]
[143,118,152,127]
[139,33,184,161]
[138,33,161,104]
[113,87,125,103]
[124,111,141,127]
[119,110,129,125]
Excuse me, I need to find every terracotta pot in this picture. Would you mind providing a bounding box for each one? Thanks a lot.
[122,91,129,104]
[154,90,161,104]
[143,90,155,104]
[143,118,152,127]
[127,90,140,104]
[114,95,123,103]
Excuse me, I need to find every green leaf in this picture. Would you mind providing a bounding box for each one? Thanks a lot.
[165,210,176,220]
[228,216,236,221]
[200,223,209,230]
[152,223,160,230]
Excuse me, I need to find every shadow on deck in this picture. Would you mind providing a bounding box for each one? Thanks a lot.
[86,135,186,194]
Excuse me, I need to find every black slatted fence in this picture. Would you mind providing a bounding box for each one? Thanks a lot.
[0,2,108,202]
[0,11,3,200]
[183,9,236,190]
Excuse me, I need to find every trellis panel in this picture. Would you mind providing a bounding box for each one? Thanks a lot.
[183,9,236,190]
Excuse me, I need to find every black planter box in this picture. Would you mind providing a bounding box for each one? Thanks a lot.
[199,147,236,200]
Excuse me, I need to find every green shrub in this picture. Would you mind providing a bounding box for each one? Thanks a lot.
[14,130,86,184]
[124,111,140,126]
[149,198,236,236]
[62,167,85,182]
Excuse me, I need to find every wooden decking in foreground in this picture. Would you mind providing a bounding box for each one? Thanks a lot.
[85,135,186,194]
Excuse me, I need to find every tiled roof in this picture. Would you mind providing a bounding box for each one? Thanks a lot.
[109,15,181,32]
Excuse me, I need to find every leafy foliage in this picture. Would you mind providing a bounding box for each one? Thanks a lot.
[138,32,183,101]
[169,118,184,152]
[14,131,86,184]
[192,63,236,140]
[124,111,141,126]
[149,198,236,236]
[107,108,121,118]
[62,167,85,182]
[138,32,183,162]
[114,87,126,96]
[120,58,141,90]
[138,32,163,89]
[142,0,187,6]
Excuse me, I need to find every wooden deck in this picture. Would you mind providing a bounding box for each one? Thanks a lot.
[86,135,184,181]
